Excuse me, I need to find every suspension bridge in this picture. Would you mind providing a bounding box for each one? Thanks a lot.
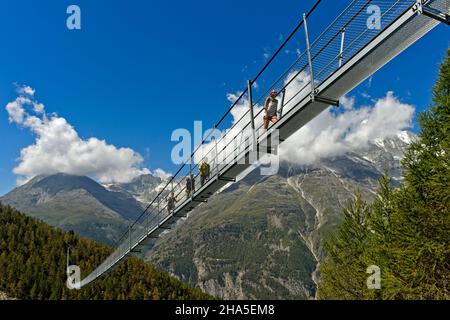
[77,0,449,287]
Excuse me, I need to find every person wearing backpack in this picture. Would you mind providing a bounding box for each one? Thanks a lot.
[167,192,177,214]
[264,90,279,129]
[186,174,195,197]
[199,160,210,186]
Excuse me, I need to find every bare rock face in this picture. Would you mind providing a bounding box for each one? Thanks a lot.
[0,292,16,300]
[105,174,167,203]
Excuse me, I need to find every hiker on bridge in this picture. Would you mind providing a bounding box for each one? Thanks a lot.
[263,90,279,129]
[186,174,195,197]
[167,192,177,214]
[199,159,210,186]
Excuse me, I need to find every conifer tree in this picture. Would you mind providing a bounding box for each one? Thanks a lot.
[318,49,450,299]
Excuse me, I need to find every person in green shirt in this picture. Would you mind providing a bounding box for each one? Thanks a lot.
[199,160,210,186]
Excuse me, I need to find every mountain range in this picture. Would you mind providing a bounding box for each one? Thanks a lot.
[104,173,167,203]
[0,173,143,245]
[0,172,172,245]
[0,131,414,299]
[146,131,414,299]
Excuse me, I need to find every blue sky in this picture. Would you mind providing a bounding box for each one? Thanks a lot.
[0,0,448,195]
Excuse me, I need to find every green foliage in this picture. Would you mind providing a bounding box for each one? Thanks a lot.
[318,193,375,299]
[0,203,212,300]
[318,49,450,300]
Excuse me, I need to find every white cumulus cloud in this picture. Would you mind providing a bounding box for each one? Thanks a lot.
[6,86,157,185]
[279,91,415,165]
[17,85,35,96]
[181,65,414,173]
[151,168,172,180]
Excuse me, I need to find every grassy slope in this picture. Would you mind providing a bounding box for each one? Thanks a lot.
[26,189,129,245]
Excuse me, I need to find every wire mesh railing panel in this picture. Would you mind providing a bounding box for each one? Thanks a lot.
[312,0,417,86]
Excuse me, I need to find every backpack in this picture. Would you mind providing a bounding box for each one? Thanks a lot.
[199,162,210,175]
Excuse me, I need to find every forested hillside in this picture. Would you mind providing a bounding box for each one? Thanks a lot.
[0,203,211,300]
[318,49,450,299]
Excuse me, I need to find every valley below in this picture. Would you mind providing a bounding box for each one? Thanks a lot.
[0,132,413,300]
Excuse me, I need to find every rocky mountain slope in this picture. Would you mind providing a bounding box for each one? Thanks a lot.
[104,174,168,203]
[146,132,414,300]
[0,291,16,300]
[0,173,145,245]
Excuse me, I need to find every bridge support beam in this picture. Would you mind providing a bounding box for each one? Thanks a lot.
[303,13,316,101]
[339,28,346,67]
[247,80,257,151]
[192,199,208,203]
[218,176,236,182]
[189,159,193,201]
[278,89,286,118]
[315,95,339,107]
[415,0,450,25]
[214,133,219,176]
[129,225,132,252]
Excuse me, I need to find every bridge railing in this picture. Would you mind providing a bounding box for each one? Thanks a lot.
[81,0,421,286]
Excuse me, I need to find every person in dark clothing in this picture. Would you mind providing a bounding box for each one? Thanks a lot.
[167,193,177,214]
[186,174,195,197]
